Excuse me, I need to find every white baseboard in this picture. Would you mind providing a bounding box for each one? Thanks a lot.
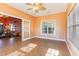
[66,40,72,56]
[22,36,35,42]
[34,36,66,42]
[22,36,66,42]
[66,39,79,56]
[30,36,35,39]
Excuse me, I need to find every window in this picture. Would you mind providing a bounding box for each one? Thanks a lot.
[42,21,55,35]
[68,4,79,49]
[10,24,15,31]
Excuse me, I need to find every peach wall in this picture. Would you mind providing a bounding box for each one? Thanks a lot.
[30,17,36,38]
[0,3,34,20]
[33,12,67,41]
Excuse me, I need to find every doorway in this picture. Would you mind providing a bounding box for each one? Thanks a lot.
[22,20,30,41]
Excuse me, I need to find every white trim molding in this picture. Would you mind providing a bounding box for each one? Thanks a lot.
[66,40,72,56]
[22,36,35,42]
[21,20,31,42]
[22,36,66,42]
[34,36,66,42]
[0,12,24,20]
[66,39,79,56]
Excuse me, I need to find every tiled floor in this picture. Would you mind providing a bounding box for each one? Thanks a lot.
[0,37,70,56]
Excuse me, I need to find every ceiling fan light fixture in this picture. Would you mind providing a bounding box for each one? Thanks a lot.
[26,3,46,13]
[33,6,39,10]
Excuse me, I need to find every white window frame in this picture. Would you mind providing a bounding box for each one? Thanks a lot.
[41,20,56,36]
[10,24,15,31]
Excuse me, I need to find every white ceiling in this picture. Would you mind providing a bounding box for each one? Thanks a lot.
[6,3,68,16]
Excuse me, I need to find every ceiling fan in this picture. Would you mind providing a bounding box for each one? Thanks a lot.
[26,3,46,13]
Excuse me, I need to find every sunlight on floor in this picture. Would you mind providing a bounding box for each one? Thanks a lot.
[7,43,37,56]
[7,51,25,56]
[20,43,37,53]
[45,48,59,56]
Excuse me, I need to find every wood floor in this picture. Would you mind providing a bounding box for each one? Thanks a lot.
[0,37,70,56]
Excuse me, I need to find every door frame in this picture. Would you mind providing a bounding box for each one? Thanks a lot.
[0,12,30,42]
[21,20,30,41]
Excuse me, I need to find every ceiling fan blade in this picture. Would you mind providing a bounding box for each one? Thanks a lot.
[34,3,36,6]
[39,3,43,5]
[38,6,46,11]
[27,8,33,10]
[35,10,39,13]
[42,7,46,10]
[26,3,33,6]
